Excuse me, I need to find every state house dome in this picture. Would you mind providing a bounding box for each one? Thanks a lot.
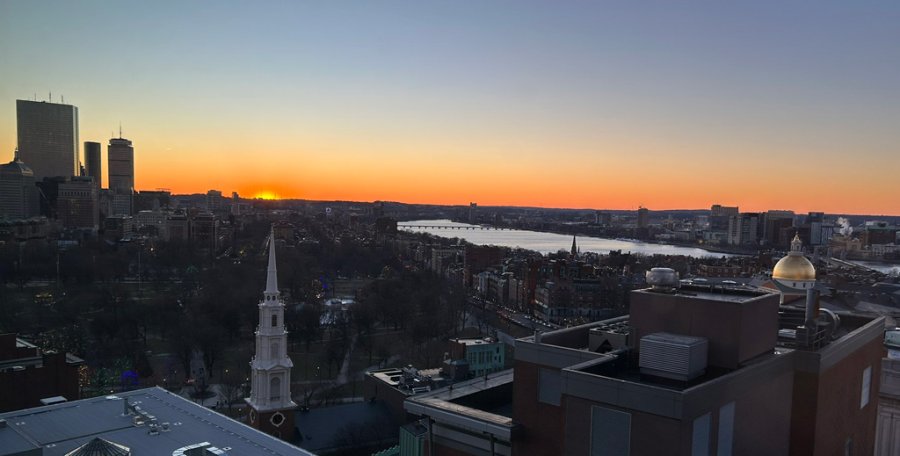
[772,234,816,288]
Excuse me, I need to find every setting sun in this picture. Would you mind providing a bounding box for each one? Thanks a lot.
[254,191,279,201]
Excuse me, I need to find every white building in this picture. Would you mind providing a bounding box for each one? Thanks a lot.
[245,231,298,440]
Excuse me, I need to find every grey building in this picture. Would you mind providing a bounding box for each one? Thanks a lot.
[0,154,39,220]
[83,141,102,188]
[108,137,134,215]
[16,99,79,180]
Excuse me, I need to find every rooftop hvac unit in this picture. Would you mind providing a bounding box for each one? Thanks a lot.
[639,332,708,382]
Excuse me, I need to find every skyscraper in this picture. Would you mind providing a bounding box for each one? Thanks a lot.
[108,136,134,215]
[83,141,102,188]
[16,99,79,180]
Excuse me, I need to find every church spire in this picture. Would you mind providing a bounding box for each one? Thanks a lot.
[265,228,278,295]
[571,235,577,257]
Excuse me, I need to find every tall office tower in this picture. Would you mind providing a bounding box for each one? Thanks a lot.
[83,141,102,188]
[108,136,134,215]
[16,99,80,180]
[0,151,40,219]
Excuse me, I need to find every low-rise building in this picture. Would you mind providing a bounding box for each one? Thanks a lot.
[0,334,83,413]
[449,337,505,378]
[0,387,316,455]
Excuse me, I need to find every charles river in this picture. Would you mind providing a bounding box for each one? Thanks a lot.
[399,219,734,258]
[399,220,900,276]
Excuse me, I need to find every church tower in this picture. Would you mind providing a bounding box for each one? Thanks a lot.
[246,229,297,440]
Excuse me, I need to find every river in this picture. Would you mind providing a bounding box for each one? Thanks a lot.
[398,219,735,258]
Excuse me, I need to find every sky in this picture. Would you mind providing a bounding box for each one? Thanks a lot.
[1,1,899,215]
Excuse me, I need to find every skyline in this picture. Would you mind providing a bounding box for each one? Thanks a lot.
[2,1,899,215]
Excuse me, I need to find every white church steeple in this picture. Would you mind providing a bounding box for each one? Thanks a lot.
[246,228,297,438]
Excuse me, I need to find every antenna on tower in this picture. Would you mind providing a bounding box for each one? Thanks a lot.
[49,91,52,103]
[61,95,65,104]
[119,122,122,138]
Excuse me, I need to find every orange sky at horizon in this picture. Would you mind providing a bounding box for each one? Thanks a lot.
[3,2,899,217]
[119,139,899,216]
[1,107,898,216]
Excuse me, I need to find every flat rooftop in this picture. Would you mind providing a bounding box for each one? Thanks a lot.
[450,337,498,346]
[633,283,776,304]
[405,369,514,434]
[0,387,314,456]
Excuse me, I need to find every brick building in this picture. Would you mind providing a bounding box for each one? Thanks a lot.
[0,334,83,413]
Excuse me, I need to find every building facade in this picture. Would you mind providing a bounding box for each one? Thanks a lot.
[16,99,79,180]
[0,155,39,220]
[83,141,102,188]
[57,176,99,231]
[108,136,134,215]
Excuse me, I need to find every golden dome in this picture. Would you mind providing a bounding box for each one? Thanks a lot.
[772,254,816,281]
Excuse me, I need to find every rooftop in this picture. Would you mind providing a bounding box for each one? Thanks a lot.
[633,282,776,304]
[450,337,499,346]
[0,387,315,456]
[404,369,515,439]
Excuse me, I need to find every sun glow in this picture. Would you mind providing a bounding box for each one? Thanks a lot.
[254,191,279,200]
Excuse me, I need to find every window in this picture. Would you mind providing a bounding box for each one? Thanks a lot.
[692,413,711,456]
[717,402,735,456]
[861,366,872,409]
[270,376,281,401]
[538,368,561,406]
[272,314,278,327]
[590,406,630,456]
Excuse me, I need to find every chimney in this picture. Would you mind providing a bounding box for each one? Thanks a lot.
[805,288,818,328]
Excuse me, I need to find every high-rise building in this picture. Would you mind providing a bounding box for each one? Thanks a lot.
[57,176,100,231]
[108,136,134,215]
[16,99,79,180]
[206,189,224,213]
[83,141,102,188]
[0,152,40,219]
[728,212,762,246]
[246,231,297,440]
[637,206,649,228]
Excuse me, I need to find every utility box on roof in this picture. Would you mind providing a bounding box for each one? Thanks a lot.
[639,332,708,381]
